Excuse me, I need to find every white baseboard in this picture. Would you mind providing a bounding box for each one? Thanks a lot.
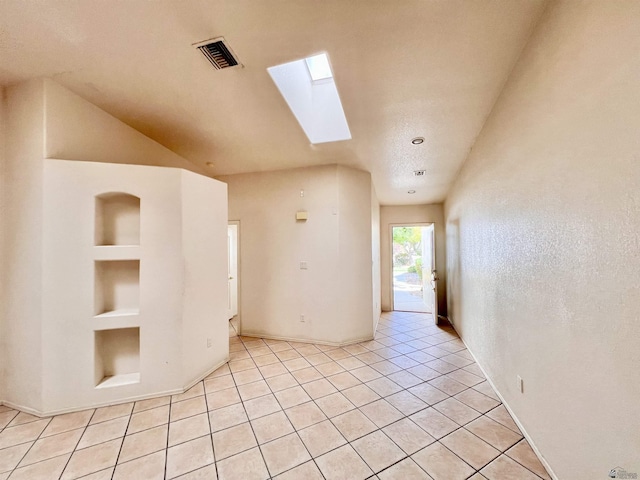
[1,356,230,418]
[238,331,375,348]
[450,318,557,480]
[182,356,230,393]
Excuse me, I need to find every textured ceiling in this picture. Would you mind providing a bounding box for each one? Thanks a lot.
[0,0,547,204]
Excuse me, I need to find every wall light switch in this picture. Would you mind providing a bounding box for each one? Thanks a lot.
[296,211,308,221]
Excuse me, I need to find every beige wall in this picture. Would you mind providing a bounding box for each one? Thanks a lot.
[180,170,229,387]
[2,80,46,410]
[371,185,381,330]
[43,80,203,173]
[444,2,640,478]
[337,166,375,341]
[220,165,375,345]
[0,86,6,402]
[380,205,446,315]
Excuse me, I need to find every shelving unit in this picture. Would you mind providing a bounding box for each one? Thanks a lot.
[94,327,140,388]
[94,191,142,388]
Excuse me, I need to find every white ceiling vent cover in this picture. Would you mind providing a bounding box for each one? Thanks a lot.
[194,37,242,70]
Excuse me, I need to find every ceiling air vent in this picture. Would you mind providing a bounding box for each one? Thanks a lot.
[194,37,241,70]
[414,170,426,176]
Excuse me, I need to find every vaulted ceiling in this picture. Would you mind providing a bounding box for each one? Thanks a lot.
[0,0,547,204]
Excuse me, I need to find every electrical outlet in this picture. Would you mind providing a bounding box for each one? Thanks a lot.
[300,261,308,270]
[300,314,305,323]
[517,375,523,393]
[207,338,212,348]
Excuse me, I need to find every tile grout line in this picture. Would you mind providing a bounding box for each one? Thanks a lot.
[162,390,173,480]
[15,409,98,479]
[202,379,221,480]
[110,405,134,480]
[2,413,54,478]
[60,408,98,480]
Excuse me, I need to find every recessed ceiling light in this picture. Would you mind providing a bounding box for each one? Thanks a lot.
[408,190,416,194]
[411,137,424,145]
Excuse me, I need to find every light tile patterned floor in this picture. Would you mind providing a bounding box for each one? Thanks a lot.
[0,311,551,479]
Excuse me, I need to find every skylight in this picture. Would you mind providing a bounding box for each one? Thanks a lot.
[268,52,351,144]
[304,53,333,81]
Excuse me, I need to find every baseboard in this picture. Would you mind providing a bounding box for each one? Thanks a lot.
[450,320,558,480]
[1,355,230,418]
[239,330,375,348]
[182,356,230,392]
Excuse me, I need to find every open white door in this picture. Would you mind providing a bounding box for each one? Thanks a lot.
[421,225,438,322]
[227,224,238,320]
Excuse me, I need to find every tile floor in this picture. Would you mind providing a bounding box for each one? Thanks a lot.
[0,311,552,480]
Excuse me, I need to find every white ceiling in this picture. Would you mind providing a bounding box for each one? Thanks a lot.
[0,0,547,204]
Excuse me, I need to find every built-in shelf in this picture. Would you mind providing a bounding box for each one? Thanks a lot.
[93,245,140,261]
[94,308,140,320]
[94,260,140,316]
[95,328,140,388]
[95,192,140,246]
[96,373,141,389]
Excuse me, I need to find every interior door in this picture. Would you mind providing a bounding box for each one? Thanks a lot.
[227,224,238,319]
[421,225,438,322]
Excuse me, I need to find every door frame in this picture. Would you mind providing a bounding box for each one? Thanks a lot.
[228,220,241,332]
[388,222,437,319]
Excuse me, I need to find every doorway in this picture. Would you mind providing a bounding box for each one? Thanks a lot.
[227,222,239,333]
[391,224,437,317]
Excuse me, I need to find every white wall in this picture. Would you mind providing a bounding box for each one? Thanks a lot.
[380,205,446,315]
[444,2,640,478]
[38,161,228,414]
[220,165,375,345]
[2,78,228,414]
[181,170,229,386]
[337,166,374,341]
[2,80,46,411]
[370,184,381,331]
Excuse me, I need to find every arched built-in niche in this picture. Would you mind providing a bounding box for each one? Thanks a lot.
[95,192,140,246]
